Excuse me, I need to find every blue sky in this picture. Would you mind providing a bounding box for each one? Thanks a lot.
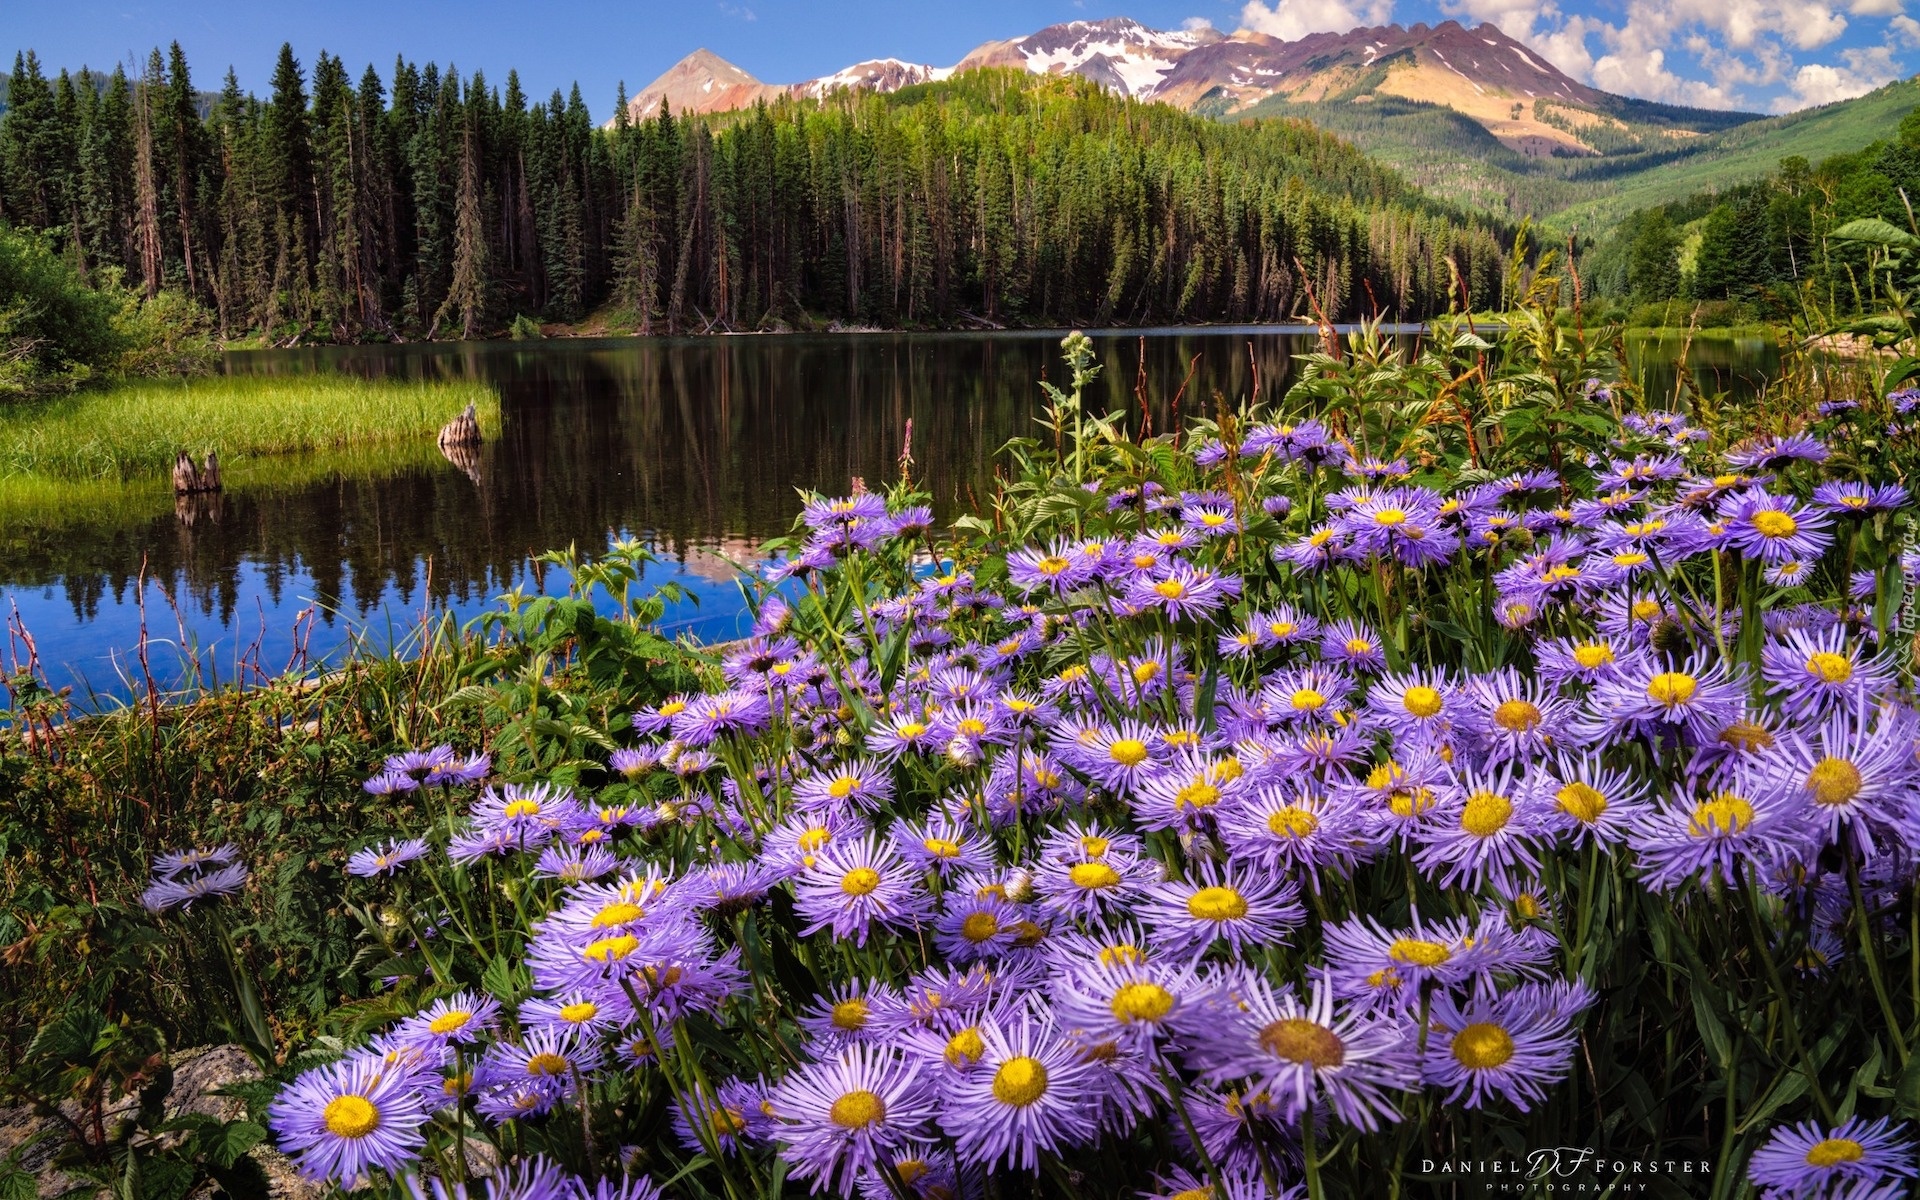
[10,0,1916,116]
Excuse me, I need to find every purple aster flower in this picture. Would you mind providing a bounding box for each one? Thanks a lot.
[632,695,695,735]
[1747,702,1918,859]
[1410,762,1550,890]
[1322,913,1489,1010]
[153,844,240,878]
[794,835,933,946]
[1760,627,1897,721]
[1421,981,1590,1112]
[671,689,772,746]
[890,505,935,539]
[1219,781,1375,881]
[362,770,416,796]
[1129,749,1246,833]
[1721,489,1833,564]
[141,861,249,914]
[933,893,1021,963]
[771,1044,937,1196]
[534,843,620,884]
[1460,667,1583,766]
[268,1052,432,1186]
[1139,859,1305,955]
[1320,619,1387,672]
[1583,652,1748,746]
[393,991,502,1049]
[793,758,895,815]
[1747,1116,1917,1199]
[475,1027,602,1105]
[1007,540,1098,594]
[940,1008,1100,1172]
[1540,755,1649,846]
[1190,971,1415,1131]
[1725,431,1828,470]
[1813,480,1909,517]
[1056,717,1168,793]
[1627,781,1811,892]
[1121,561,1241,621]
[426,752,490,787]
[1277,524,1354,572]
[347,838,430,879]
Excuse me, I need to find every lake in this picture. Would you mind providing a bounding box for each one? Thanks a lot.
[0,326,1783,703]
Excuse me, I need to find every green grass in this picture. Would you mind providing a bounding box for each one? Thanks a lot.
[1548,79,1920,230]
[0,374,500,482]
[0,436,464,541]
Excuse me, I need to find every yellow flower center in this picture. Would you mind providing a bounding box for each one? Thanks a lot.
[1201,512,1228,527]
[1804,1137,1866,1168]
[582,935,638,963]
[322,1095,379,1138]
[1388,787,1436,818]
[659,701,687,718]
[831,998,870,1030]
[1492,699,1542,732]
[1267,806,1319,838]
[1401,686,1444,718]
[1069,863,1122,891]
[1388,938,1451,967]
[922,837,960,858]
[1611,552,1649,568]
[829,1089,886,1129]
[427,1010,472,1035]
[960,912,1001,943]
[503,799,542,819]
[1461,790,1513,837]
[944,1027,985,1067]
[991,1057,1049,1107]
[1555,782,1607,825]
[1717,720,1774,753]
[1155,580,1188,599]
[1175,780,1221,810]
[1451,1023,1515,1069]
[1344,638,1373,656]
[1080,835,1111,858]
[1187,886,1249,922]
[1572,643,1614,669]
[1805,652,1854,684]
[1690,793,1755,837]
[1133,661,1162,685]
[1259,1018,1346,1068]
[1647,672,1698,707]
[1806,758,1864,808]
[1099,943,1146,967]
[1631,599,1662,621]
[559,1002,599,1023]
[1751,510,1798,538]
[1372,508,1407,526]
[797,827,831,851]
[1108,738,1150,766]
[1035,556,1071,576]
[841,867,881,896]
[592,902,644,928]
[1109,982,1175,1023]
[1291,688,1327,711]
[1268,621,1297,638]
[826,775,858,799]
[525,1052,570,1077]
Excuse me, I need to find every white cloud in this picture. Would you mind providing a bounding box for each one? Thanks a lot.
[1779,42,1903,105]
[1238,0,1395,41]
[1894,12,1920,40]
[1183,16,1217,31]
[1850,0,1905,15]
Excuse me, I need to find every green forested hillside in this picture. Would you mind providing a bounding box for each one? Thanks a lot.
[0,45,1511,343]
[1577,105,1920,318]
[1239,78,1917,229]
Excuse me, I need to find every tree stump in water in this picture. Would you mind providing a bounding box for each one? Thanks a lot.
[438,402,482,450]
[172,450,223,494]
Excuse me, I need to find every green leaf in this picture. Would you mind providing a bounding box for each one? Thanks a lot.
[199,1120,267,1169]
[1895,1052,1920,1118]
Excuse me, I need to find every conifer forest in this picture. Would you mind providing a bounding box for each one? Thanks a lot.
[0,45,1509,341]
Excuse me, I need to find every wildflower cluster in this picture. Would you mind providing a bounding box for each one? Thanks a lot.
[258,340,1920,1200]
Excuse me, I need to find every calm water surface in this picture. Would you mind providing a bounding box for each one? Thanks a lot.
[0,328,1781,702]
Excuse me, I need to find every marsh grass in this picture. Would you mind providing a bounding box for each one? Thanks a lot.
[0,374,500,482]
[0,437,463,537]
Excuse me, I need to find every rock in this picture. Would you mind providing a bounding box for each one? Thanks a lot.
[0,1045,322,1200]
